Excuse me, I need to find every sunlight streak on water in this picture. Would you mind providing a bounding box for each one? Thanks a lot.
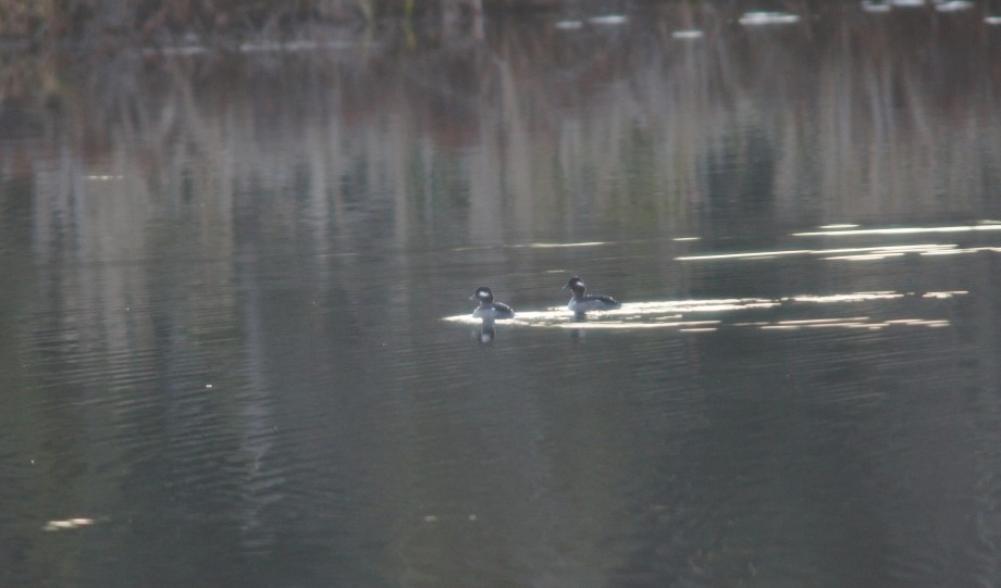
[443,291,966,331]
[825,253,906,261]
[786,291,907,303]
[510,242,607,249]
[776,317,870,325]
[739,12,801,25]
[552,320,720,330]
[554,20,584,30]
[759,318,949,331]
[672,30,704,40]
[831,247,1001,260]
[920,247,1001,256]
[861,1,892,13]
[43,517,96,532]
[922,290,968,299]
[237,40,357,53]
[588,15,629,26]
[935,1,973,12]
[793,224,1001,237]
[677,244,957,261]
[443,311,720,330]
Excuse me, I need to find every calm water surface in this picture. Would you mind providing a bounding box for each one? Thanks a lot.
[3,3,1001,586]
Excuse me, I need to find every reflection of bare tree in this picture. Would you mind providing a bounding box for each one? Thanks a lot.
[5,5,1000,255]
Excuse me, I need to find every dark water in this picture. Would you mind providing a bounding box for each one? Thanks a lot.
[3,3,1001,586]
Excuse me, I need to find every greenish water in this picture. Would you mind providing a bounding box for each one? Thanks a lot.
[3,3,1001,586]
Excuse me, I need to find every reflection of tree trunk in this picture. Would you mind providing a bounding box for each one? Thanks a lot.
[233,262,282,551]
[5,3,1001,243]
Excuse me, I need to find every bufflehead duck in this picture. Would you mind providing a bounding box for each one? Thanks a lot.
[471,287,515,321]
[563,276,621,315]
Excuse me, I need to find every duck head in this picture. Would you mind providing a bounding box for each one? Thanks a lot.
[562,276,586,295]
[470,286,494,303]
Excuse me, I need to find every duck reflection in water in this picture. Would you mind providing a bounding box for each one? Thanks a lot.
[477,321,496,344]
[568,311,587,340]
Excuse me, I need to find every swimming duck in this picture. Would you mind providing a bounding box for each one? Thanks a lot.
[563,276,621,314]
[471,287,515,321]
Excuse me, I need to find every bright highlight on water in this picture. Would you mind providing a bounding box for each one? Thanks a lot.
[43,518,96,532]
[445,291,965,332]
[793,224,1001,237]
[739,12,801,25]
[676,243,957,262]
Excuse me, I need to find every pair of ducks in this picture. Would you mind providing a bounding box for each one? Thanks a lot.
[471,276,621,321]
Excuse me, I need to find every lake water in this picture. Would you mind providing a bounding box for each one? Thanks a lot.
[3,3,1001,586]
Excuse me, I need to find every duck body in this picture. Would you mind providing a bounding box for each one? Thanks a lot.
[473,302,515,321]
[568,294,621,313]
[564,276,621,313]
[471,286,515,320]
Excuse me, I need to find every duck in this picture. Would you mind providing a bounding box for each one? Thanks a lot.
[471,286,515,321]
[563,276,621,315]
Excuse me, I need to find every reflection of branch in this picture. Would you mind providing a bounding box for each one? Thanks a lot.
[2,4,1000,243]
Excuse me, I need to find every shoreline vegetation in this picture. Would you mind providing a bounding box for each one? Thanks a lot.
[0,0,608,46]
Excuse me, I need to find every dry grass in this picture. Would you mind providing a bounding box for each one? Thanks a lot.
[0,0,497,41]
